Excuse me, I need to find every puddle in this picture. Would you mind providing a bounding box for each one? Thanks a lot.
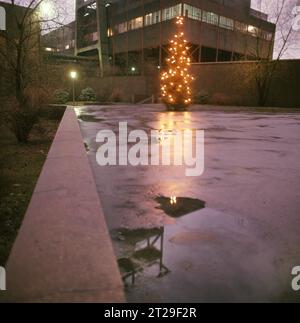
[155,196,206,218]
[75,105,300,302]
[112,227,170,286]
[111,208,267,302]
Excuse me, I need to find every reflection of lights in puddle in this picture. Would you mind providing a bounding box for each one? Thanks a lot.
[157,129,180,144]
[155,196,206,218]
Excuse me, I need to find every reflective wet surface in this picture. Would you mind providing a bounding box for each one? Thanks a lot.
[77,104,300,302]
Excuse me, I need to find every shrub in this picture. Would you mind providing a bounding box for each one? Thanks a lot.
[194,90,210,104]
[53,89,69,104]
[79,87,97,102]
[110,89,124,102]
[4,96,40,143]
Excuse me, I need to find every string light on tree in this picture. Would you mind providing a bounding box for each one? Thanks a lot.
[161,16,194,111]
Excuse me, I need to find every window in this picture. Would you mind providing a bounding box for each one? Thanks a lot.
[162,4,182,22]
[77,1,98,48]
[235,21,248,33]
[128,16,143,30]
[262,31,273,41]
[116,22,127,34]
[248,25,259,37]
[183,4,201,21]
[219,16,234,30]
[45,47,55,52]
[91,32,98,41]
[145,10,161,26]
[202,11,219,26]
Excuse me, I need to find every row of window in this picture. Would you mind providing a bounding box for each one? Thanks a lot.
[184,4,272,40]
[45,39,75,53]
[109,3,273,41]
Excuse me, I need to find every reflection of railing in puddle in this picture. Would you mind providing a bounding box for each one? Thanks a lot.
[114,227,170,285]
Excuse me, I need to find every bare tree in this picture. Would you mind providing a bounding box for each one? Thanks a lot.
[247,0,298,106]
[0,0,66,142]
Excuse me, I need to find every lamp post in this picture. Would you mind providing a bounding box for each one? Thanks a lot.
[70,71,78,106]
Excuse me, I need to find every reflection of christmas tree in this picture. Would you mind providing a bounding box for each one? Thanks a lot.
[161,16,194,111]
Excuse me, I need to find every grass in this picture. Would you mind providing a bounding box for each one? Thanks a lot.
[0,114,63,266]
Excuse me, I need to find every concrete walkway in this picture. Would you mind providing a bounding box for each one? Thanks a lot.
[1,108,124,303]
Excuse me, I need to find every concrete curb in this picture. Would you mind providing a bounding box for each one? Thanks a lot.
[1,107,125,303]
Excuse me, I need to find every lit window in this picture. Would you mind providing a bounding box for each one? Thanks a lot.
[145,10,161,26]
[162,4,182,22]
[264,32,273,41]
[91,32,98,41]
[128,16,143,30]
[116,22,127,34]
[65,44,70,50]
[183,4,201,21]
[202,11,219,26]
[219,16,234,30]
[248,25,259,37]
[235,21,248,33]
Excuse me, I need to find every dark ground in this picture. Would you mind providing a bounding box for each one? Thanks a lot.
[0,113,63,266]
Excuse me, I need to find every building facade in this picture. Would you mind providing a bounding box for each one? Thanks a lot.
[75,0,276,75]
[42,21,76,55]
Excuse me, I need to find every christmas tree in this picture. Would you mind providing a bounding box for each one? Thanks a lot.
[161,16,194,111]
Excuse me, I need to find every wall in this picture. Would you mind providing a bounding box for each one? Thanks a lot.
[79,74,159,102]
[1,108,125,302]
[191,60,300,107]
[47,57,300,107]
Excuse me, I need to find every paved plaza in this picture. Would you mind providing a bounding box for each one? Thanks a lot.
[77,104,300,302]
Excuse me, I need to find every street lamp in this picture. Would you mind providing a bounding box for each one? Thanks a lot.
[70,70,78,106]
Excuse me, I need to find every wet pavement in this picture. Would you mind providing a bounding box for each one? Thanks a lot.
[76,104,300,302]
